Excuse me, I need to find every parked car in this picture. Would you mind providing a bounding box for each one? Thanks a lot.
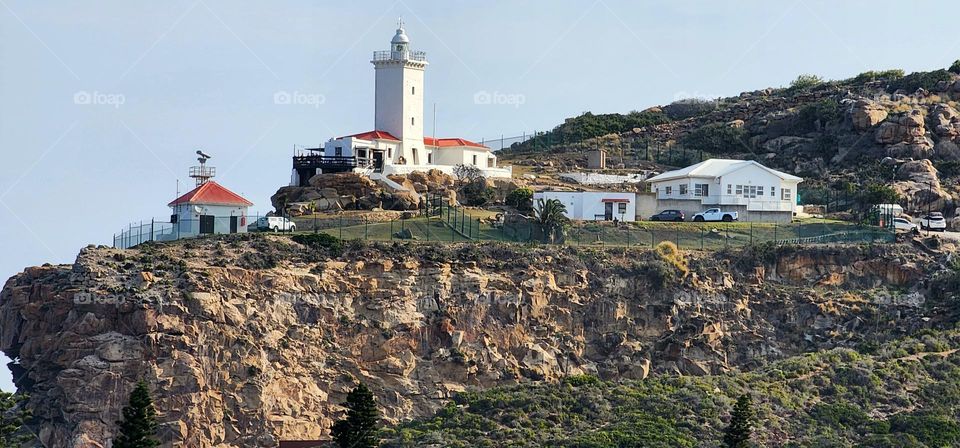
[919,212,947,232]
[692,208,738,222]
[892,217,918,233]
[650,210,685,222]
[251,216,297,232]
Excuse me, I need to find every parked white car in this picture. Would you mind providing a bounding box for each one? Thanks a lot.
[251,216,297,232]
[892,217,918,233]
[692,208,739,222]
[919,212,947,232]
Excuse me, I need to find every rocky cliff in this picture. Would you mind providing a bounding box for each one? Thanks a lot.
[0,236,942,447]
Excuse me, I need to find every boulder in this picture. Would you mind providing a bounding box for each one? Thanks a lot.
[850,99,888,131]
[930,103,960,139]
[892,159,951,212]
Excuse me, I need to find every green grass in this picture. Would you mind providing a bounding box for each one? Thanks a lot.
[282,213,892,250]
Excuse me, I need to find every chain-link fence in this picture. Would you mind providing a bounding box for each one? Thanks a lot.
[114,197,897,250]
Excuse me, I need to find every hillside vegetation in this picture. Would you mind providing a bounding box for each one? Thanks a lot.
[502,62,960,216]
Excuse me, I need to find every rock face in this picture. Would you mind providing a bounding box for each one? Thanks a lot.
[0,239,936,447]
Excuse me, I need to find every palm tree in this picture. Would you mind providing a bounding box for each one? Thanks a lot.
[533,198,570,243]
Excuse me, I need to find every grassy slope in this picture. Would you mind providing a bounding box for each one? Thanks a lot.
[383,329,960,447]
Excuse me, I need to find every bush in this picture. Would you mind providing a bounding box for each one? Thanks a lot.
[505,187,534,211]
[950,60,960,75]
[789,74,825,91]
[792,99,842,134]
[508,110,670,152]
[888,69,953,92]
[655,241,688,277]
[852,69,905,84]
[292,233,344,256]
[888,413,960,447]
[662,98,718,120]
[461,178,495,206]
[680,123,749,155]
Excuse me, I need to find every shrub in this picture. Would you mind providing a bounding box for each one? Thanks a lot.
[888,413,960,447]
[292,233,344,256]
[663,98,718,120]
[461,178,495,206]
[888,69,953,92]
[563,374,601,387]
[655,241,688,277]
[789,74,825,91]
[794,99,842,133]
[505,187,534,211]
[950,59,960,75]
[679,123,749,155]
[852,69,905,84]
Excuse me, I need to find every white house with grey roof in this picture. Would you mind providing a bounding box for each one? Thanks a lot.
[646,159,803,222]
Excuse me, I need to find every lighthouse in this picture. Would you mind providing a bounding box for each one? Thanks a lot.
[372,19,428,165]
[290,21,511,186]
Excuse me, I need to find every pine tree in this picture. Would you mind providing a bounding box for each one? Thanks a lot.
[0,391,33,447]
[114,381,160,448]
[331,383,381,448]
[722,394,755,448]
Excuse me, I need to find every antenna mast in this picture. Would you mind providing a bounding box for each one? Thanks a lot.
[190,149,215,187]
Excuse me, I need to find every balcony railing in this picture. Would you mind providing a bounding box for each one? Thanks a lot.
[372,50,427,62]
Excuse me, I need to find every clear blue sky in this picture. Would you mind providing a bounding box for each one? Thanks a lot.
[0,1,957,392]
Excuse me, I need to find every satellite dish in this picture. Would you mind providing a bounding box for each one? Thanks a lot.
[194,206,203,214]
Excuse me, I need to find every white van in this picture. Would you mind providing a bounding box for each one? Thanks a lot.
[251,216,297,232]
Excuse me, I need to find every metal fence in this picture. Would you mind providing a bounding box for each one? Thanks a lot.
[113,198,897,250]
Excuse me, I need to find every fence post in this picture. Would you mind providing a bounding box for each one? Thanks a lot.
[725,224,728,249]
[750,222,753,246]
[774,222,778,244]
[798,220,802,246]
[390,219,394,240]
[650,230,654,248]
[339,215,343,240]
[365,217,369,240]
[151,219,155,242]
[675,224,680,249]
[700,226,704,250]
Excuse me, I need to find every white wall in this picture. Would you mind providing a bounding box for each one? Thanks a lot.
[533,191,637,222]
[432,147,493,167]
[650,165,799,213]
[172,203,250,238]
[374,61,425,165]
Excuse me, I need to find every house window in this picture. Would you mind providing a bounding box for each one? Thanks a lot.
[757,186,764,197]
[428,153,432,164]
[679,184,688,195]
[665,186,672,195]
[334,146,343,157]
[618,203,627,214]
[694,183,709,197]
[771,186,776,197]
[735,185,743,196]
[727,184,732,195]
[388,148,393,158]
[782,188,792,201]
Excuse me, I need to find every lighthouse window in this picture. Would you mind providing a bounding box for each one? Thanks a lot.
[412,86,415,95]
[411,117,415,126]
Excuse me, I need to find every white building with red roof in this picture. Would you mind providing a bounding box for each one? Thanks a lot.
[168,180,253,237]
[291,21,511,186]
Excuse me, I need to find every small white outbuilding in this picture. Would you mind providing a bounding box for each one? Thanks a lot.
[533,191,637,222]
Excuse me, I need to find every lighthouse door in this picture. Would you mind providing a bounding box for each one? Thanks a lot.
[372,151,384,172]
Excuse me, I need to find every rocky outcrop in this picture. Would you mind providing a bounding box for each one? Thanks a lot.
[930,103,960,140]
[0,240,938,447]
[893,159,951,211]
[850,99,888,131]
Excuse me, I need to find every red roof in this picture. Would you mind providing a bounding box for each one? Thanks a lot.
[424,137,488,149]
[341,130,400,141]
[168,181,253,207]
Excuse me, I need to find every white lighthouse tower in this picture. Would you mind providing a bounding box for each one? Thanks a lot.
[372,19,428,165]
